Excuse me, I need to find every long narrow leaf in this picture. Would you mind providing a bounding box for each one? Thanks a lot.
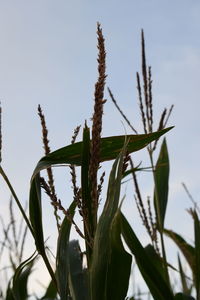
[29,173,45,254]
[68,240,89,300]
[56,200,76,300]
[193,210,200,299]
[29,173,57,287]
[106,211,132,300]
[178,254,191,296]
[33,127,173,176]
[5,281,15,300]
[154,138,169,230]
[120,212,174,300]
[11,252,37,300]
[164,229,195,273]
[90,141,131,300]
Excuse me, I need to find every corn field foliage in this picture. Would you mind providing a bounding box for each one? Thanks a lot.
[0,24,199,300]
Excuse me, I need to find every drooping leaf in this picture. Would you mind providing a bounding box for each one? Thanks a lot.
[32,127,173,176]
[120,212,174,300]
[56,200,76,300]
[90,141,132,300]
[154,138,169,230]
[5,281,15,300]
[11,252,37,300]
[29,171,57,287]
[29,173,45,254]
[68,240,89,300]
[164,229,195,273]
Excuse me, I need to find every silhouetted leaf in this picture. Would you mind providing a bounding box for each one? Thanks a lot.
[68,240,89,300]
[90,142,132,300]
[11,252,37,300]
[164,229,195,272]
[154,138,169,230]
[56,201,76,300]
[33,127,173,175]
[120,212,174,300]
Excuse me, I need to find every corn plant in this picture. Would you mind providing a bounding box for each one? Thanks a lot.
[0,23,197,300]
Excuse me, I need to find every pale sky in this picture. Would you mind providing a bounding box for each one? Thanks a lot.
[0,1,200,297]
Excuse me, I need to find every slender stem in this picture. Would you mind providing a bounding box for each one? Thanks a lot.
[0,166,34,236]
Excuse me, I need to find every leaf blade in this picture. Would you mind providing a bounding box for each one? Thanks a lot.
[120,212,174,300]
[56,201,76,300]
[154,138,169,230]
[33,128,173,175]
[90,141,131,300]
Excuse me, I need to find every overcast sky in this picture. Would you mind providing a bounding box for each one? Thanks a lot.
[0,1,200,297]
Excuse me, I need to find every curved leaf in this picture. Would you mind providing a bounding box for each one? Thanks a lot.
[29,173,45,254]
[56,201,76,300]
[120,212,174,300]
[32,127,173,176]
[11,252,37,300]
[164,229,195,272]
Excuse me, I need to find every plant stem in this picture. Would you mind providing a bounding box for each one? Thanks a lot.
[0,166,34,236]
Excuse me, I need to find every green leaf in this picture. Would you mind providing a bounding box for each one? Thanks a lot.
[40,279,58,299]
[29,173,45,254]
[154,138,169,230]
[164,229,195,273]
[5,281,15,300]
[90,141,132,300]
[32,127,173,175]
[144,244,166,276]
[178,254,191,296]
[122,164,152,178]
[29,172,57,286]
[106,211,132,300]
[193,210,200,299]
[120,212,174,300]
[68,240,89,300]
[11,252,37,300]
[56,201,76,300]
